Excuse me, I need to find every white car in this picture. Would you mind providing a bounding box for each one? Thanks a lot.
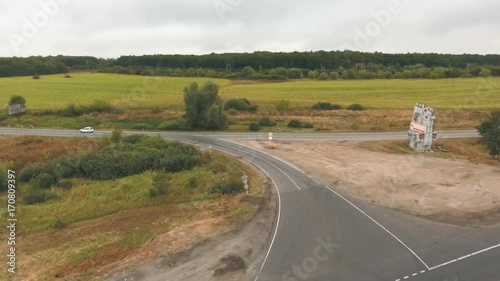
[79,127,94,133]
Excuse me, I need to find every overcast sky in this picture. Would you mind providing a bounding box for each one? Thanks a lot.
[1,0,499,58]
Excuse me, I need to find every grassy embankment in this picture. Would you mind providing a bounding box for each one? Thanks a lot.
[0,73,499,131]
[0,135,265,281]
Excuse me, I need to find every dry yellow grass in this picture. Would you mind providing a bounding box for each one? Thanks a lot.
[358,138,498,166]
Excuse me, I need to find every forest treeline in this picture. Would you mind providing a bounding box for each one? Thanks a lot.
[1,51,500,79]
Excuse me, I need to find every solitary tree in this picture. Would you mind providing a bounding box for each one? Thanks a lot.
[477,111,500,157]
[184,81,228,130]
[242,66,255,78]
[9,95,26,105]
[479,68,492,77]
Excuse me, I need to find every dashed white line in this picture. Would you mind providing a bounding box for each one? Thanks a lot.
[219,140,500,280]
[395,243,500,280]
[428,243,500,271]
[224,139,431,269]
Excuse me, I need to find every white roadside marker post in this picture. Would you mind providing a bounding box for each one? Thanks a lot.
[242,174,249,195]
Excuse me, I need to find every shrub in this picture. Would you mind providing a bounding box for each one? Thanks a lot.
[81,100,122,114]
[224,99,254,111]
[123,134,148,144]
[248,73,265,80]
[303,123,314,128]
[20,163,48,182]
[58,104,80,117]
[312,102,342,110]
[31,172,57,189]
[347,103,366,111]
[9,95,26,105]
[247,104,258,112]
[225,108,239,115]
[288,119,303,128]
[164,155,197,172]
[24,189,55,205]
[259,117,277,127]
[111,128,123,143]
[131,123,152,130]
[32,109,54,116]
[263,75,287,81]
[210,180,244,195]
[318,72,329,80]
[477,111,500,157]
[248,123,262,131]
[157,119,185,131]
[59,100,122,117]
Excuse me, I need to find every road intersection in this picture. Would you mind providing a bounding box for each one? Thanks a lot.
[1,128,498,281]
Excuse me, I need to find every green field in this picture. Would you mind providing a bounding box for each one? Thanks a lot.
[220,78,500,110]
[0,73,229,110]
[1,73,499,111]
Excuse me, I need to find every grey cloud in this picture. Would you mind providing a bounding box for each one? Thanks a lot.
[0,0,499,57]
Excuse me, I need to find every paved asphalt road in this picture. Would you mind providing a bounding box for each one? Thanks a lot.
[2,128,499,281]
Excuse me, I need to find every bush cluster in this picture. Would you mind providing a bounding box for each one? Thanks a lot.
[312,102,342,110]
[19,136,199,185]
[58,100,123,117]
[287,119,314,129]
[224,98,258,112]
[346,103,366,111]
[248,123,262,131]
[258,117,277,127]
[209,179,244,195]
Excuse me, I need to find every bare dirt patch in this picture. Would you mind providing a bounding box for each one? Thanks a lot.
[105,166,276,281]
[239,140,500,226]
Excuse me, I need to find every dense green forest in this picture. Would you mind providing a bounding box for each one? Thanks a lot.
[1,51,500,79]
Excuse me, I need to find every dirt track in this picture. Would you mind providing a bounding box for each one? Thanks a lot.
[239,140,500,226]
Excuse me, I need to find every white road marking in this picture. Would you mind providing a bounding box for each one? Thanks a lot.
[217,139,500,279]
[223,140,306,173]
[428,243,500,271]
[395,243,500,280]
[213,150,282,281]
[323,185,430,270]
[222,139,431,269]
[268,162,302,191]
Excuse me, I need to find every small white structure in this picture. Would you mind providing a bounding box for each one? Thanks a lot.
[7,104,26,115]
[408,102,437,151]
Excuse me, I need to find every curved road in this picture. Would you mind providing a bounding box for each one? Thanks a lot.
[2,128,499,281]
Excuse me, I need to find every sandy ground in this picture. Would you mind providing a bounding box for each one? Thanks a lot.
[238,140,500,226]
